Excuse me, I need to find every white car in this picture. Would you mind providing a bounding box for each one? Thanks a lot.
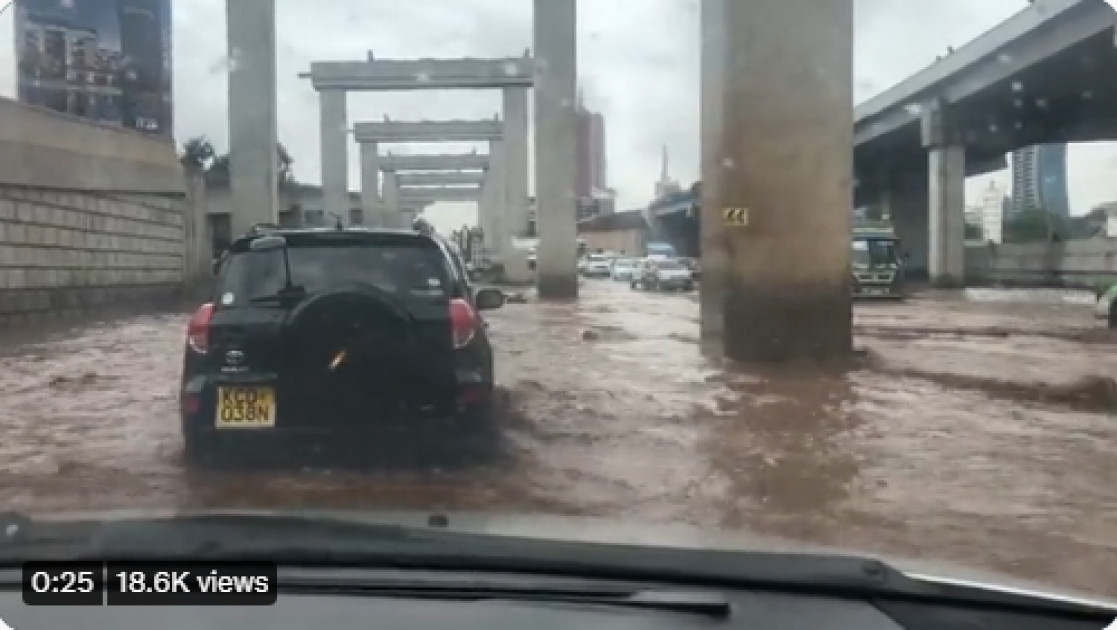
[632,258,694,291]
[610,257,638,281]
[580,254,613,278]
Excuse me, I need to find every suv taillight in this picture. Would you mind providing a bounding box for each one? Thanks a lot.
[186,302,214,354]
[449,298,478,349]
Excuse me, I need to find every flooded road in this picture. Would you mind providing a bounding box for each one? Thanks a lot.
[1,280,1116,596]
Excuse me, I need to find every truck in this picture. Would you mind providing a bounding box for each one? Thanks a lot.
[851,221,905,299]
[645,241,677,260]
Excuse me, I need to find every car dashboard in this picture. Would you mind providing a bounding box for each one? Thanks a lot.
[2,567,1108,630]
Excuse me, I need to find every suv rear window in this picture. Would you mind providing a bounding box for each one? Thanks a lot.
[217,242,451,307]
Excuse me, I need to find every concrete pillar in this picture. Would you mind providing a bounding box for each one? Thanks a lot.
[382,170,401,227]
[182,167,212,300]
[699,0,727,341]
[226,0,278,238]
[319,89,349,218]
[928,146,966,286]
[712,0,853,361]
[485,140,509,262]
[921,101,965,286]
[890,170,930,279]
[503,87,530,238]
[479,164,499,257]
[359,141,383,227]
[533,0,578,298]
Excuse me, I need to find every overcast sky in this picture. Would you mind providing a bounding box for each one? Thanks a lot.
[1,0,1116,232]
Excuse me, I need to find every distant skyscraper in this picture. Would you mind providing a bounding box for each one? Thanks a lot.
[575,90,607,199]
[654,144,681,199]
[979,181,1006,243]
[1010,144,1069,217]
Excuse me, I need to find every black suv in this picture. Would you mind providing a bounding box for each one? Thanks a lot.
[179,225,505,465]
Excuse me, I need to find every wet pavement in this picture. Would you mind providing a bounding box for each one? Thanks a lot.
[1,280,1116,596]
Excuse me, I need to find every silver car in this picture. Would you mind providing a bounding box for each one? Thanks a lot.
[610,257,638,281]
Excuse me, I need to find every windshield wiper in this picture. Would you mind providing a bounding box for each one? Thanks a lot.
[280,579,730,617]
[249,285,307,304]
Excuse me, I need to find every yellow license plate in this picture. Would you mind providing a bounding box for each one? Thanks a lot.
[215,387,276,428]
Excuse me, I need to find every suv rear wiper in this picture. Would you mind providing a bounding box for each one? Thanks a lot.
[249,285,307,304]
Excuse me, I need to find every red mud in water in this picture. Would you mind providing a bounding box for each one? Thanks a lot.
[0,282,1115,596]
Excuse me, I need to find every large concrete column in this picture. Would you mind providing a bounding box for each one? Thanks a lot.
[479,163,500,255]
[359,141,383,226]
[486,141,509,261]
[382,170,401,227]
[927,146,965,286]
[890,169,930,279]
[226,0,278,238]
[922,103,966,287]
[503,87,530,238]
[698,0,727,341]
[319,89,349,218]
[712,0,853,361]
[533,0,578,298]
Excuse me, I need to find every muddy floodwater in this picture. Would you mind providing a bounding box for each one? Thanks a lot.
[1,281,1115,597]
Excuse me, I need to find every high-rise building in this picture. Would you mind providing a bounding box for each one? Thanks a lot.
[653,144,681,200]
[118,0,168,133]
[575,90,608,200]
[1010,143,1069,217]
[979,181,1007,244]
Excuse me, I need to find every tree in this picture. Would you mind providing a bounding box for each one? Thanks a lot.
[203,142,294,188]
[179,136,215,170]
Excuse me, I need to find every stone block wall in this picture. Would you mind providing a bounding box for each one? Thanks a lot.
[0,97,191,327]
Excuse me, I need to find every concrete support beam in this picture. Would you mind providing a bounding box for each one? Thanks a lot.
[533,0,579,298]
[928,146,966,286]
[399,185,483,203]
[359,141,383,227]
[382,153,489,172]
[226,0,278,237]
[397,171,487,187]
[382,170,401,227]
[354,119,503,144]
[710,0,853,361]
[306,57,535,91]
[503,87,530,238]
[319,89,349,217]
[699,0,727,341]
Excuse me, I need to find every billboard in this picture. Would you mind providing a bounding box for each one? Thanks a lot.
[14,0,172,136]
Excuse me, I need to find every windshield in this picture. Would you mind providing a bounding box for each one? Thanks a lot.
[851,239,899,267]
[3,0,1116,607]
[218,243,450,304]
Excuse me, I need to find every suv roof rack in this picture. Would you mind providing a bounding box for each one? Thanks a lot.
[248,222,282,236]
[412,217,435,236]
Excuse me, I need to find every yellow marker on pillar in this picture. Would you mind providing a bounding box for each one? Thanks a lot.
[722,207,749,226]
